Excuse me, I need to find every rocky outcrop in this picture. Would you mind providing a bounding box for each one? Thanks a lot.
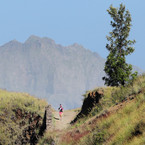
[71,89,104,124]
[13,109,42,145]
[39,105,54,136]
[14,105,54,144]
[45,105,53,130]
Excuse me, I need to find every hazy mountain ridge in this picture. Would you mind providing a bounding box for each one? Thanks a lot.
[0,36,143,109]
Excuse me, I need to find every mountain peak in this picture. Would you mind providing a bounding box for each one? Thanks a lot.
[8,39,21,44]
[2,39,22,48]
[25,35,41,43]
[25,35,56,46]
[42,37,56,45]
[72,43,83,48]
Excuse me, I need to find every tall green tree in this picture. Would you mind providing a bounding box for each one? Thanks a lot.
[103,4,137,86]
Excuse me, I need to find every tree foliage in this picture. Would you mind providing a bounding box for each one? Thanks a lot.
[103,4,137,86]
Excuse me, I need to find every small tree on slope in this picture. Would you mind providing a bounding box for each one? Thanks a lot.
[103,4,137,86]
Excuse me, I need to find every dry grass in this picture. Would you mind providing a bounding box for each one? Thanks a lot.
[78,75,145,145]
[0,89,48,145]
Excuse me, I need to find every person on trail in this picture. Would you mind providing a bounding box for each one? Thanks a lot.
[58,104,63,120]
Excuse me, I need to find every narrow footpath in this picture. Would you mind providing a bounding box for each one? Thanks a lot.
[53,110,78,130]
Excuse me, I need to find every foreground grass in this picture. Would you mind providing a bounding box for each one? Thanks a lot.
[77,75,145,145]
[0,89,47,115]
[0,89,47,145]
[83,95,145,145]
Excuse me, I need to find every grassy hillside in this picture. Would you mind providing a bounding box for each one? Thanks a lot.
[41,74,145,145]
[68,74,145,145]
[0,90,47,145]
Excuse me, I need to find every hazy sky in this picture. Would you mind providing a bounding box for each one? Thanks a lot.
[0,0,145,70]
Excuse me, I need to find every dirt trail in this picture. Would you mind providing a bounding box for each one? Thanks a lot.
[53,110,77,130]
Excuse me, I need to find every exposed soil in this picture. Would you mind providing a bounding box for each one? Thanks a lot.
[71,88,104,124]
[13,109,42,145]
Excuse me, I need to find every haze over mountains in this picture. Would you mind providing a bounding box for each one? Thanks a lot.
[0,36,143,109]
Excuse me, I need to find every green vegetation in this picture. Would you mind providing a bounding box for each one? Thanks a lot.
[0,89,47,115]
[73,74,145,145]
[0,89,47,145]
[80,74,145,119]
[103,4,137,86]
[83,94,145,145]
[38,132,55,145]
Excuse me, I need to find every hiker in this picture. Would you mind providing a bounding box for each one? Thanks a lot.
[58,104,63,120]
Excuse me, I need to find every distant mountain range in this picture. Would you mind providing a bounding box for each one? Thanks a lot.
[0,36,144,109]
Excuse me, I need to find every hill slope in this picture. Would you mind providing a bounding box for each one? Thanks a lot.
[0,89,48,145]
[39,75,145,145]
[0,35,143,109]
